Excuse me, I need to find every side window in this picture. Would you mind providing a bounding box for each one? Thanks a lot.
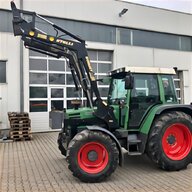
[131,74,159,101]
[161,75,177,103]
[0,61,6,83]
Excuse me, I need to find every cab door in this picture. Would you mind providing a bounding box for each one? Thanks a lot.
[128,74,160,129]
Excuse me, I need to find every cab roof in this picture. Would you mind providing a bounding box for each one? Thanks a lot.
[110,67,176,76]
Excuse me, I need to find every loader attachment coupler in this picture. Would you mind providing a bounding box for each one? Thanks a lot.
[11,1,35,36]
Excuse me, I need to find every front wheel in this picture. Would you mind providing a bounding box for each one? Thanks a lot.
[57,132,67,156]
[67,130,119,182]
[147,111,192,171]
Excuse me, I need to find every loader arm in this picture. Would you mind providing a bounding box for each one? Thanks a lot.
[10,1,118,129]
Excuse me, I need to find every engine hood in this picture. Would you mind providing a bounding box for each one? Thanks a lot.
[65,107,95,120]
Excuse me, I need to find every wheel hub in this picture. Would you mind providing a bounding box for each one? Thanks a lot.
[167,134,176,145]
[78,142,109,174]
[162,123,191,160]
[87,150,98,162]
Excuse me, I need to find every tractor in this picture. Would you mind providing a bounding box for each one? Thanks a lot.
[11,1,192,183]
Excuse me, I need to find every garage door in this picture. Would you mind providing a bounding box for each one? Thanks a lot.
[28,50,113,132]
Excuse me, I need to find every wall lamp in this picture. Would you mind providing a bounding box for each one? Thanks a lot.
[119,8,128,17]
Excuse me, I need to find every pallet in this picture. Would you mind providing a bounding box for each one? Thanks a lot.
[10,134,32,141]
[8,112,29,118]
[8,112,32,142]
[10,127,31,132]
[10,130,31,136]
[9,117,30,122]
[10,123,31,128]
[10,119,31,125]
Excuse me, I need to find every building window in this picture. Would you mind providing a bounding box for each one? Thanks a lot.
[86,50,112,99]
[49,74,65,84]
[30,87,47,98]
[0,61,6,83]
[0,10,13,33]
[117,28,131,45]
[30,73,47,84]
[30,101,48,112]
[132,30,180,50]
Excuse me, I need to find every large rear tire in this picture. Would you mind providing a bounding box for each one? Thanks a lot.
[67,130,119,182]
[147,111,192,171]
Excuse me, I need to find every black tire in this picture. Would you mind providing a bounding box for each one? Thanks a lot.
[67,130,119,182]
[57,132,66,156]
[147,111,192,171]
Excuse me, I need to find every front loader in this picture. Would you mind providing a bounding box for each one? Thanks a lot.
[11,2,192,183]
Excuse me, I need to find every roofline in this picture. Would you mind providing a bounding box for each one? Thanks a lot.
[116,0,192,16]
[110,67,176,75]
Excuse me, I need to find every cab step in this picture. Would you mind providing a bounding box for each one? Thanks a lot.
[127,151,142,156]
[128,139,142,144]
[127,134,142,154]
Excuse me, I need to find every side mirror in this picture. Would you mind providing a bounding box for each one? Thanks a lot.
[125,75,134,90]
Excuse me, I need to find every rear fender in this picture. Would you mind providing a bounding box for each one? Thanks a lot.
[140,104,192,135]
[139,104,192,153]
[86,125,124,166]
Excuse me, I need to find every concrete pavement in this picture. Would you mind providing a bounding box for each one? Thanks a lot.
[0,132,192,192]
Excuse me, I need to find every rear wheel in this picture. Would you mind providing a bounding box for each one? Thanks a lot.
[67,130,119,182]
[147,111,192,171]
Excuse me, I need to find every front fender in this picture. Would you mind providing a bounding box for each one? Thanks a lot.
[86,125,124,166]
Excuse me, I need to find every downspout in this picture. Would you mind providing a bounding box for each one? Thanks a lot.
[20,0,24,112]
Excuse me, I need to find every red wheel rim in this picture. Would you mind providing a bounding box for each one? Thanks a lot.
[162,123,191,160]
[78,142,109,174]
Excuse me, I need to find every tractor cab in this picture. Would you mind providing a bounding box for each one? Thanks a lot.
[108,67,177,129]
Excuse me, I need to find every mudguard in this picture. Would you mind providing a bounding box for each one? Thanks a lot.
[86,125,124,166]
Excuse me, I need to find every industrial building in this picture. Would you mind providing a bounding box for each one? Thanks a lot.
[0,0,192,132]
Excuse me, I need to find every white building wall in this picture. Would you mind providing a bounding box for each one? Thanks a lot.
[0,32,20,129]
[24,0,192,36]
[0,0,20,9]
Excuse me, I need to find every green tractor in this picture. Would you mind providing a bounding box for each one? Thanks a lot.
[58,67,192,182]
[11,2,192,183]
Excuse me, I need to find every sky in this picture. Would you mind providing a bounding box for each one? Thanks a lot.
[123,0,192,14]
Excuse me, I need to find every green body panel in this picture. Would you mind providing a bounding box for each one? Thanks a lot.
[111,105,120,124]
[124,90,131,129]
[66,107,95,119]
[139,104,162,134]
[139,103,182,135]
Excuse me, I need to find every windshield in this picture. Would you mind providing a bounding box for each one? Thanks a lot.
[108,78,127,104]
